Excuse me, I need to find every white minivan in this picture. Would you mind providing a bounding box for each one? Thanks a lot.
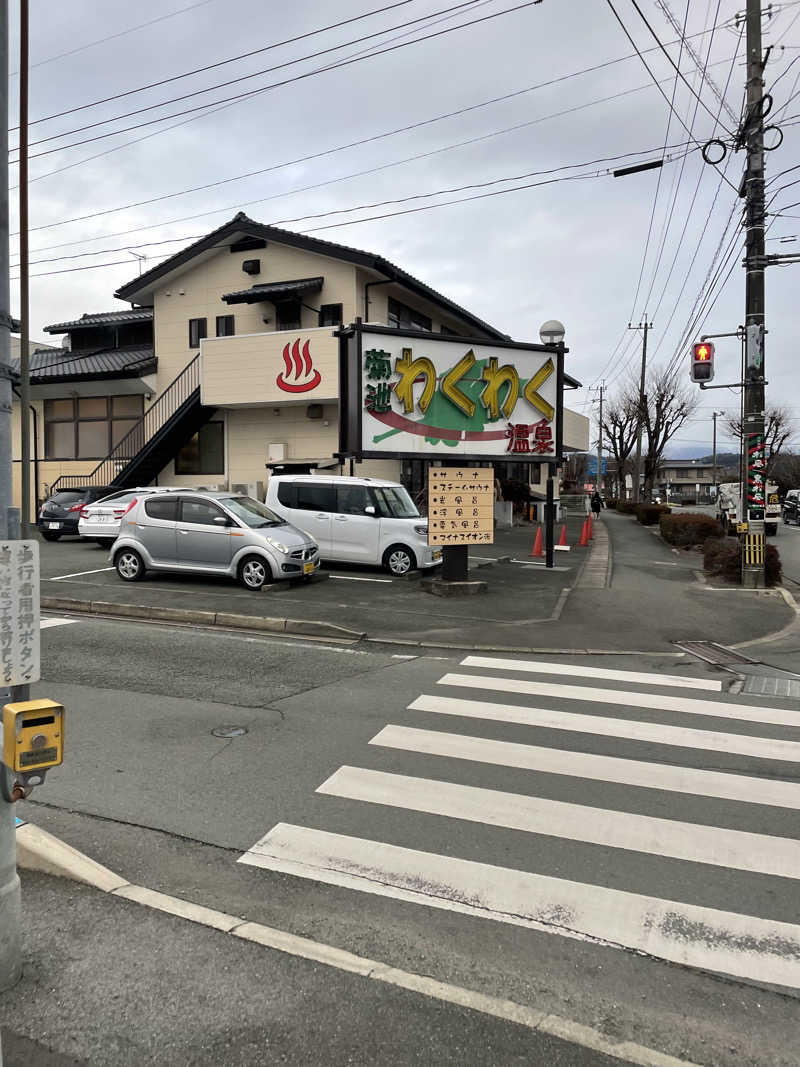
[265,475,441,575]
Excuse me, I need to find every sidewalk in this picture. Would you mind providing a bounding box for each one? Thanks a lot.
[0,868,621,1067]
[36,512,794,653]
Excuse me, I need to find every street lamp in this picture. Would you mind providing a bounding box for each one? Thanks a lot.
[539,319,566,346]
[538,320,566,571]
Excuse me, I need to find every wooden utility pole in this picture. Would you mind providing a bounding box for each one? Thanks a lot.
[741,0,767,587]
[18,0,30,535]
[629,319,652,503]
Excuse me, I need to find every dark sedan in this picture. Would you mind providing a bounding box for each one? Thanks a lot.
[37,486,114,541]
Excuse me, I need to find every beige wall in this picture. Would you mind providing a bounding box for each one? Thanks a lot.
[355,269,492,338]
[563,407,590,452]
[152,241,359,391]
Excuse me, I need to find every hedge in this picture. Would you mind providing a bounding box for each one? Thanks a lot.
[616,500,638,515]
[605,499,618,510]
[636,503,671,525]
[660,513,722,547]
[703,538,781,586]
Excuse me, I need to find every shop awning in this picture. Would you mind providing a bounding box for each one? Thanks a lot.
[222,277,324,305]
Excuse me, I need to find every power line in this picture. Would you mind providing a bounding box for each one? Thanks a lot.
[16,20,741,190]
[9,0,220,78]
[9,0,543,161]
[12,0,425,130]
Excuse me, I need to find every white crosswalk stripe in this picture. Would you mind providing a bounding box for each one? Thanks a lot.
[240,655,800,990]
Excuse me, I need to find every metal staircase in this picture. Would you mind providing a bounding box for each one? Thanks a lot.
[50,354,216,491]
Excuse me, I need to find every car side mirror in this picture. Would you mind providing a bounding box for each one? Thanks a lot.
[364,505,376,516]
[213,515,231,526]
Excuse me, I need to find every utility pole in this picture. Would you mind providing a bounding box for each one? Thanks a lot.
[0,0,22,991]
[590,382,605,495]
[711,410,723,500]
[18,0,30,536]
[629,318,652,503]
[741,0,767,587]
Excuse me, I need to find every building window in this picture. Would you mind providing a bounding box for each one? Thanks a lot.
[216,315,235,337]
[189,318,207,348]
[175,420,225,475]
[276,301,301,331]
[319,303,343,327]
[43,395,144,460]
[388,297,431,332]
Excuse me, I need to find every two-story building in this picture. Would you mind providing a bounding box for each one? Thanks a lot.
[11,212,589,515]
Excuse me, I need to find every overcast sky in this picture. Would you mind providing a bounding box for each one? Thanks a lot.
[7,0,800,455]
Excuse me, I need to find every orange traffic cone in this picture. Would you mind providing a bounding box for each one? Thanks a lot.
[558,524,568,547]
[531,526,544,558]
[578,519,589,547]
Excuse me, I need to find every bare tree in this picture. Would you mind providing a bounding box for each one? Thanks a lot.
[601,387,639,499]
[641,368,699,501]
[770,452,800,495]
[724,405,795,472]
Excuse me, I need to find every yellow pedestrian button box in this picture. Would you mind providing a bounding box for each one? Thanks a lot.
[2,699,64,773]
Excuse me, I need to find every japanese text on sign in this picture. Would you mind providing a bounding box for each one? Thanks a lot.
[0,541,40,686]
[428,468,494,546]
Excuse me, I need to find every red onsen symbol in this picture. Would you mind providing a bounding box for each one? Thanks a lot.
[276,339,322,393]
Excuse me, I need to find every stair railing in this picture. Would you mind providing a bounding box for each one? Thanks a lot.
[49,353,201,491]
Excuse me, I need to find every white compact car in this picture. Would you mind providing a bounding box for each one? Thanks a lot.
[78,487,184,546]
[265,475,441,576]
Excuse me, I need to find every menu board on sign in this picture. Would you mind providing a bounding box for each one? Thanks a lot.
[427,468,495,546]
[0,541,40,686]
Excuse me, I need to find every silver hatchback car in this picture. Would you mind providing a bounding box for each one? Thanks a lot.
[112,491,319,590]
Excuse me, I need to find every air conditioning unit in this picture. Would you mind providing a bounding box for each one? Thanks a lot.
[195,483,227,491]
[268,442,287,463]
[231,481,265,501]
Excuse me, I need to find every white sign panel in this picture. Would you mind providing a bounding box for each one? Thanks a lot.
[0,541,40,686]
[354,328,560,460]
[428,467,495,546]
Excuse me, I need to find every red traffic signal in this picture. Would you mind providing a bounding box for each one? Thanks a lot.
[690,341,715,382]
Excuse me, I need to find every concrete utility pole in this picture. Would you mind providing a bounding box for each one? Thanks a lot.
[18,0,30,535]
[0,0,22,992]
[591,382,605,495]
[741,0,767,588]
[711,410,723,498]
[629,318,652,503]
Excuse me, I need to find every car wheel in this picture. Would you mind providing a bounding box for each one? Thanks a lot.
[239,555,270,590]
[383,544,416,576]
[41,530,61,542]
[115,548,145,582]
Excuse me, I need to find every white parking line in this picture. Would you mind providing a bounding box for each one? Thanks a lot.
[40,618,78,629]
[328,575,393,583]
[47,567,114,581]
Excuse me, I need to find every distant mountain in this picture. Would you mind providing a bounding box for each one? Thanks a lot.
[664,445,739,464]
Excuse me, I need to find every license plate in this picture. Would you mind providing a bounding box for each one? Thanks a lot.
[94,515,109,523]
[432,550,441,560]
[48,522,61,530]
[303,561,315,575]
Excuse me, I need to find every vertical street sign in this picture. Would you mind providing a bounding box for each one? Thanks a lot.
[0,541,40,687]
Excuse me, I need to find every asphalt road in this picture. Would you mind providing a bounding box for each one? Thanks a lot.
[13,613,800,1067]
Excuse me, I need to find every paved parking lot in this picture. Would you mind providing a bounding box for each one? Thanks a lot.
[37,520,585,646]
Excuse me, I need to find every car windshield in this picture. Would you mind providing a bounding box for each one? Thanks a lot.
[50,490,85,505]
[224,496,285,528]
[370,486,420,519]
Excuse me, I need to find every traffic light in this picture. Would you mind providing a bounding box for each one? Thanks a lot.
[690,341,715,383]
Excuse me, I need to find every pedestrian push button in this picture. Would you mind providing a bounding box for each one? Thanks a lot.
[2,699,64,774]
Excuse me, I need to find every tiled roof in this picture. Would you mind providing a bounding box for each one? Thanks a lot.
[114,213,509,341]
[222,277,324,304]
[45,308,154,334]
[10,346,156,384]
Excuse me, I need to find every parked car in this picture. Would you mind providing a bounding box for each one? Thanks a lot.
[112,491,319,590]
[78,487,183,546]
[265,475,441,576]
[37,485,115,541]
[783,489,800,526]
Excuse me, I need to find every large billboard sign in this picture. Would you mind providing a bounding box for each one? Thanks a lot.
[339,324,563,462]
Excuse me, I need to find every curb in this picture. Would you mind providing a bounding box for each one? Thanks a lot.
[13,823,700,1067]
[40,596,365,642]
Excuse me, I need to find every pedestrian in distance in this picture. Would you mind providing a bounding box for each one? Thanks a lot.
[591,491,603,519]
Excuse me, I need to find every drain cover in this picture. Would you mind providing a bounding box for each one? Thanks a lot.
[211,725,248,738]
[674,640,758,666]
[742,676,800,699]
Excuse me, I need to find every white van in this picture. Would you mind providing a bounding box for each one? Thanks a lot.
[265,475,441,575]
